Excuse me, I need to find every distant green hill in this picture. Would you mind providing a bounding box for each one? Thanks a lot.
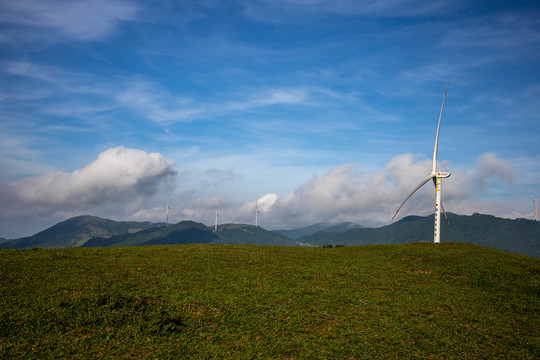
[1,217,297,249]
[82,221,213,247]
[301,213,540,257]
[0,215,161,249]
[276,222,363,240]
[215,224,298,246]
[84,222,297,247]
[2,213,538,257]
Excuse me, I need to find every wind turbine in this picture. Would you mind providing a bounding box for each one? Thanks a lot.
[214,209,219,231]
[392,81,451,243]
[535,193,538,221]
[255,201,259,227]
[166,197,171,226]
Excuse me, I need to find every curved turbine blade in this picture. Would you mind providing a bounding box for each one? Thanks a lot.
[392,174,434,220]
[441,201,450,226]
[432,80,449,173]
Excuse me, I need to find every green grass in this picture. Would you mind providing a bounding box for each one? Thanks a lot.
[1,243,538,359]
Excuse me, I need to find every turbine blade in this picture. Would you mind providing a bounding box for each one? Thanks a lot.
[432,80,449,173]
[441,201,450,226]
[392,174,433,220]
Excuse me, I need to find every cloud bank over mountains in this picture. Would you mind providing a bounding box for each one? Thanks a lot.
[0,146,518,238]
[236,152,516,230]
[0,147,175,226]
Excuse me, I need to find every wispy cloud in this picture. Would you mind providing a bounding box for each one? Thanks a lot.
[0,0,138,41]
[116,79,203,124]
[0,128,52,181]
[117,80,338,125]
[226,88,309,110]
[238,0,462,22]
[441,13,540,52]
[2,60,116,99]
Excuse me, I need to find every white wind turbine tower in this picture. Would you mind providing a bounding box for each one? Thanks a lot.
[214,209,219,231]
[535,193,538,221]
[166,197,171,226]
[255,201,259,227]
[392,81,451,243]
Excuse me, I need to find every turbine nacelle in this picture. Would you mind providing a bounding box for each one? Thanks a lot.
[433,171,451,179]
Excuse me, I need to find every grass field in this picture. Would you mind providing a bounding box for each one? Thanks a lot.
[1,243,539,359]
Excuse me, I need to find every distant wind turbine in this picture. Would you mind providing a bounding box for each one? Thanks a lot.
[255,201,259,227]
[535,193,538,221]
[214,209,219,231]
[392,81,451,243]
[166,197,171,226]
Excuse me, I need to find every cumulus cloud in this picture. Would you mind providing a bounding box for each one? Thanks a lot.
[6,146,176,208]
[472,152,513,188]
[261,163,388,227]
[256,152,515,228]
[160,154,425,228]
[221,193,278,226]
[257,193,277,212]
[0,150,519,238]
[163,152,516,229]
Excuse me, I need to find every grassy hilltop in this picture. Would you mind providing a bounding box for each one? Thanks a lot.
[1,243,539,359]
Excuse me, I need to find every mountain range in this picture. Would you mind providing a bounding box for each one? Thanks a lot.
[0,215,298,249]
[0,216,160,248]
[299,213,540,257]
[81,221,297,247]
[275,222,363,240]
[1,213,538,257]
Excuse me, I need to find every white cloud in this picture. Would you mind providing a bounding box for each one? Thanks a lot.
[472,152,513,188]
[117,81,321,125]
[0,0,138,41]
[4,146,176,208]
[441,14,540,51]
[200,168,240,188]
[259,152,516,228]
[159,152,517,229]
[227,88,309,110]
[257,193,277,212]
[0,151,522,238]
[116,79,202,124]
[3,60,117,100]
[240,0,460,21]
[129,206,167,223]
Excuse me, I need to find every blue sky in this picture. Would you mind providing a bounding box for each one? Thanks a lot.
[1,0,539,238]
